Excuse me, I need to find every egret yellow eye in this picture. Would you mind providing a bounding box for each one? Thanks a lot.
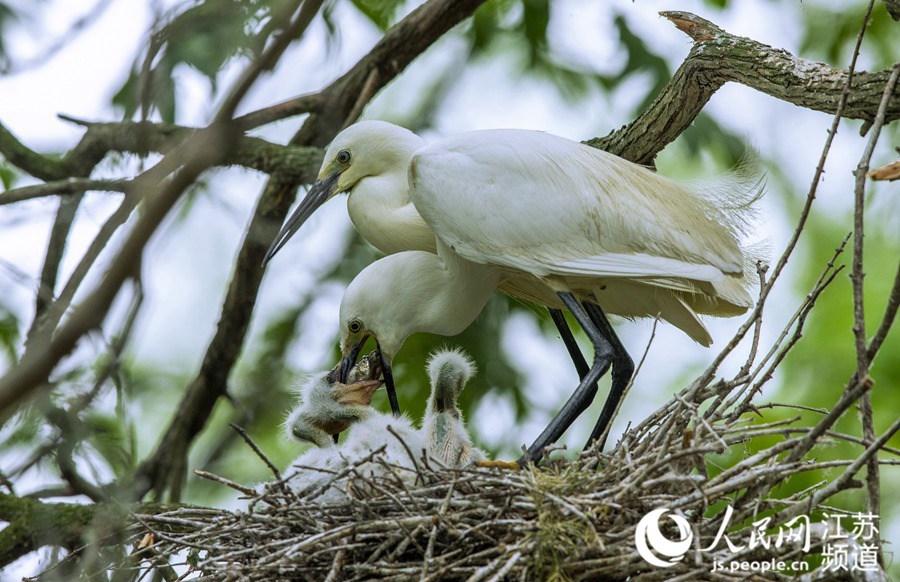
[348,320,362,333]
[337,149,351,164]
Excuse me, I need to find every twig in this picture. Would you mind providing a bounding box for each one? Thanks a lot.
[192,470,257,497]
[229,423,282,481]
[848,61,900,569]
[0,178,130,206]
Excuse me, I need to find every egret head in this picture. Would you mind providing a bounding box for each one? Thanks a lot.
[336,252,448,416]
[264,121,424,264]
[336,267,408,412]
[427,348,476,416]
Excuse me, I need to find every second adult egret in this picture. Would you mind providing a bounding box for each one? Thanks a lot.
[268,122,761,458]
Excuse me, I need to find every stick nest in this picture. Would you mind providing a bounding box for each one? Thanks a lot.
[130,399,892,581]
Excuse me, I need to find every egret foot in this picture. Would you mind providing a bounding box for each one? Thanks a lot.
[476,459,521,470]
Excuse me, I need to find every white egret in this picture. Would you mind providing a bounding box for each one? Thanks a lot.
[280,349,483,503]
[267,122,760,460]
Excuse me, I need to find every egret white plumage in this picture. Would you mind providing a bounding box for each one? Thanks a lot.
[280,349,483,503]
[267,121,761,461]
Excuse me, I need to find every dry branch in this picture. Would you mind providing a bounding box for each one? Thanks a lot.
[0,8,897,580]
[588,11,900,165]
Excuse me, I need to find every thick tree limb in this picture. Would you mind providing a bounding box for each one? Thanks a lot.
[0,123,69,181]
[60,120,322,184]
[588,11,900,165]
[0,120,321,190]
[0,493,181,568]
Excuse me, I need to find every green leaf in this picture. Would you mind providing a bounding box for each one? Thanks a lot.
[0,306,20,365]
[83,412,133,476]
[349,0,406,31]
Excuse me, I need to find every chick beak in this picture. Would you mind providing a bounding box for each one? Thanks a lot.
[334,379,384,406]
[263,172,339,266]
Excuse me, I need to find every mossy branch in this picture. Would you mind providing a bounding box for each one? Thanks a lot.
[0,493,181,567]
[589,11,900,165]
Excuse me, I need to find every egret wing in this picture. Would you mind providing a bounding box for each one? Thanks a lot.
[409,129,749,284]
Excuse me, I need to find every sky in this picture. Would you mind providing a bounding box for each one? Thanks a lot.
[0,0,898,576]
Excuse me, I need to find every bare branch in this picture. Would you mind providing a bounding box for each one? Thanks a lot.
[0,122,69,181]
[233,93,323,131]
[849,62,899,569]
[0,178,130,206]
[0,125,236,421]
[588,11,900,165]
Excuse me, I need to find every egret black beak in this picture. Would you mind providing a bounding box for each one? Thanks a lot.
[339,341,364,384]
[376,341,401,417]
[263,172,340,265]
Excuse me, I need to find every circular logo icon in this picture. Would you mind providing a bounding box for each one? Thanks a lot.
[634,508,693,567]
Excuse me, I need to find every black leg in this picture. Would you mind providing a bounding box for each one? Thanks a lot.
[548,308,590,379]
[520,293,615,465]
[583,301,634,451]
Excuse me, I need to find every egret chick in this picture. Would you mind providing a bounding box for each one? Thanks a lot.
[422,349,485,466]
[281,349,483,503]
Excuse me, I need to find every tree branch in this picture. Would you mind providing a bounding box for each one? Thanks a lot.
[0,122,69,181]
[849,62,899,569]
[0,178,131,206]
[27,196,83,342]
[0,125,238,422]
[587,11,900,165]
[0,493,181,568]
[61,120,322,182]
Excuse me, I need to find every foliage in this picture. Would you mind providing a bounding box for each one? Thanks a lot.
[113,0,287,122]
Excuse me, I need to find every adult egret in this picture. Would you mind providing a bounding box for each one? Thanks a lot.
[281,348,483,503]
[269,122,760,459]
